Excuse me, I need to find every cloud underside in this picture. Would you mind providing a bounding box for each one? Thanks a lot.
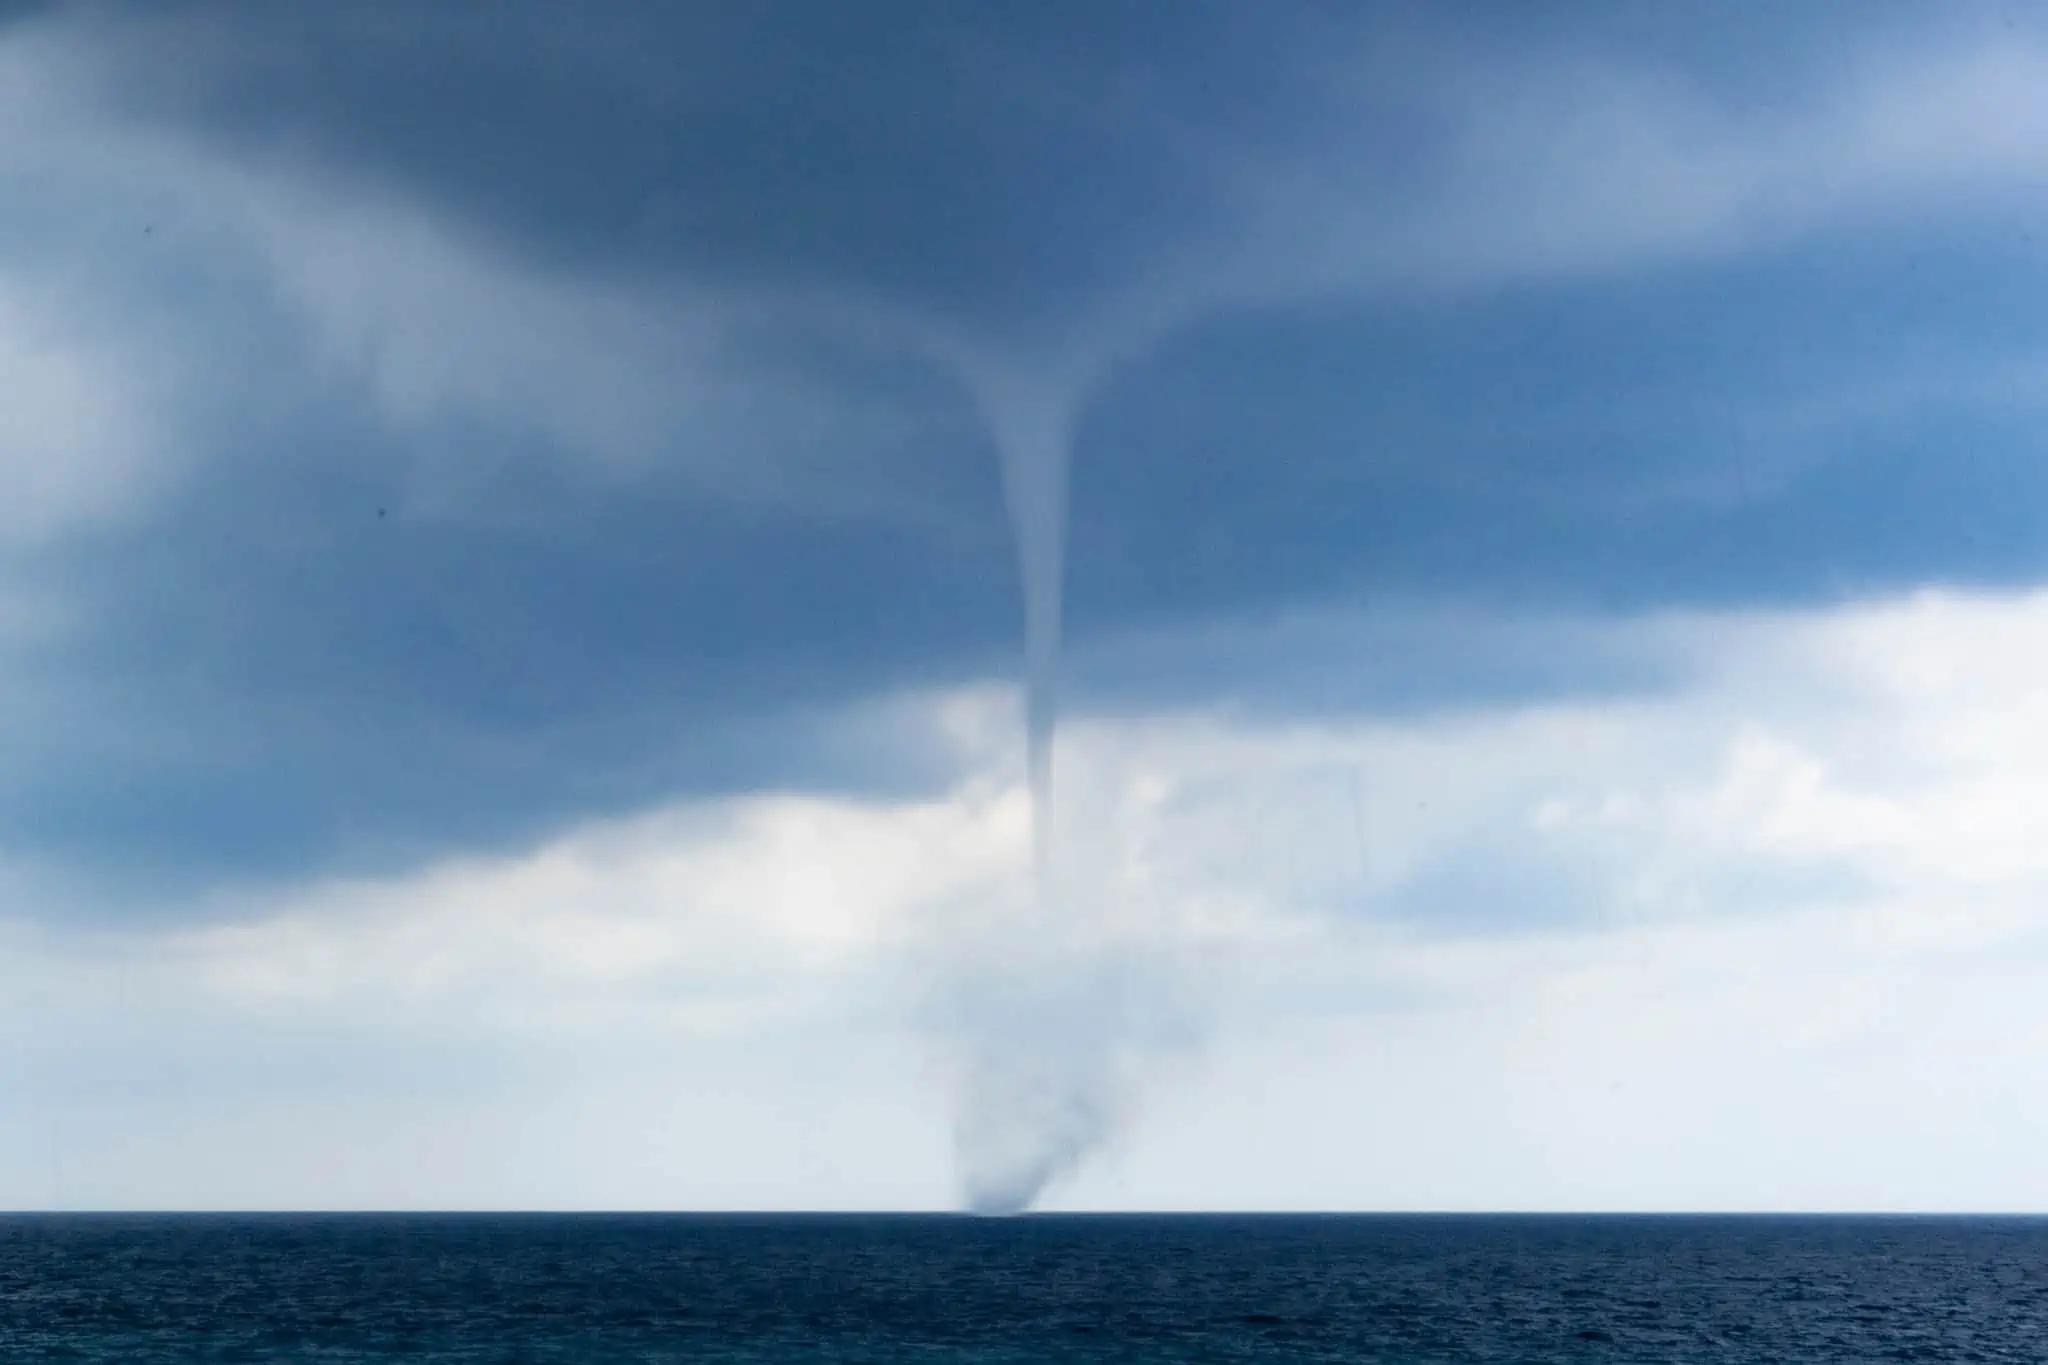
[5,6,2048,893]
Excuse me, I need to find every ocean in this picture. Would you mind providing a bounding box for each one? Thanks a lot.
[1,1213,2041,1362]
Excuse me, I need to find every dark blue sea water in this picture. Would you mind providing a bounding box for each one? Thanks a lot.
[1,1213,2043,1362]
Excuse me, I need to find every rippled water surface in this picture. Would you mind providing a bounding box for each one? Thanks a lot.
[2,1213,2044,1361]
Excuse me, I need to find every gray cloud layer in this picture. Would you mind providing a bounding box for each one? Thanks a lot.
[6,1,2048,905]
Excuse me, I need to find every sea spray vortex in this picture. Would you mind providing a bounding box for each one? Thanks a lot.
[941,943,1188,1216]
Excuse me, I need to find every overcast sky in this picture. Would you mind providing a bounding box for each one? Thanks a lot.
[6,0,2048,1210]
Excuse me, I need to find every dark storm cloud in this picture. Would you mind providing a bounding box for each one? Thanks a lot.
[5,1,2048,903]
[75,0,1291,341]
[1067,232,2048,636]
[1,372,1010,900]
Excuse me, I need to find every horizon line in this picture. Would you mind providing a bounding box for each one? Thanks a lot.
[4,1208,2046,1218]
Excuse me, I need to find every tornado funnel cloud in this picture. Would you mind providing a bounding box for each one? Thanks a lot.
[986,391,1071,895]
[946,363,1188,1215]
[944,370,1093,1213]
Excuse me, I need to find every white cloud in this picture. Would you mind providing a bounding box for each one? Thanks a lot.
[159,780,1035,1038]
[4,585,2048,1206]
